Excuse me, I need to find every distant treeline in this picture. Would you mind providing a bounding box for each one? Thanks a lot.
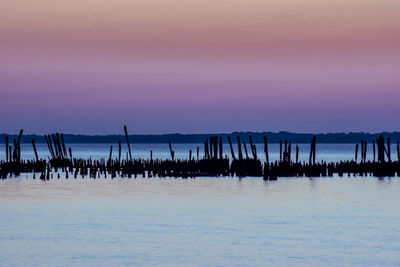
[1,132,400,144]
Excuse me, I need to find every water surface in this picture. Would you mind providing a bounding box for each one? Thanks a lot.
[1,177,400,266]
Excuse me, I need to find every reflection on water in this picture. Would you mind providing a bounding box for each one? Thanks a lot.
[1,177,400,266]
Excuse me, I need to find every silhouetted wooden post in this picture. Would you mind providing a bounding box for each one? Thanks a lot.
[32,139,39,161]
[360,140,364,162]
[219,136,223,159]
[263,136,269,164]
[17,129,23,145]
[309,136,316,165]
[61,134,68,157]
[279,140,282,162]
[288,141,292,162]
[109,146,113,162]
[249,136,257,159]
[124,125,132,160]
[5,136,8,162]
[296,145,299,164]
[150,150,153,161]
[387,138,391,162]
[237,136,243,160]
[227,136,236,160]
[373,140,376,162]
[189,149,192,160]
[197,146,199,161]
[243,141,249,159]
[312,136,316,165]
[213,136,218,159]
[204,139,209,159]
[118,141,121,162]
[377,135,385,163]
[397,141,400,161]
[363,141,367,162]
[355,144,359,162]
[168,140,174,161]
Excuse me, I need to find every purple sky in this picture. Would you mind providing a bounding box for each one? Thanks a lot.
[1,0,400,134]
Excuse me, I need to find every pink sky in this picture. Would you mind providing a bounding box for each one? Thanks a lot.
[1,0,399,134]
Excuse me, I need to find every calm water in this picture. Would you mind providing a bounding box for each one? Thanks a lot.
[1,144,400,266]
[1,177,400,266]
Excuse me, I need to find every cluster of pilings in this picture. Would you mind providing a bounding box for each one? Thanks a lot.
[1,128,400,180]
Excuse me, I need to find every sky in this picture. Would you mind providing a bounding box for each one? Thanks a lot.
[1,0,399,134]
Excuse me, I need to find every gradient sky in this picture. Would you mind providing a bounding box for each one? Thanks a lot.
[1,0,399,134]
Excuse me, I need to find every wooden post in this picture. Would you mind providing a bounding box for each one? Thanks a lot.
[61,134,68,157]
[5,136,8,162]
[387,138,391,162]
[189,149,192,160]
[363,141,367,162]
[168,140,174,161]
[312,136,316,165]
[237,136,243,160]
[288,141,292,162]
[124,125,132,160]
[397,141,399,161]
[373,140,376,162]
[197,146,200,161]
[32,139,39,161]
[219,136,223,160]
[118,141,121,162]
[243,141,249,159]
[296,145,299,164]
[360,140,364,162]
[309,136,316,165]
[355,143,359,162]
[227,136,236,160]
[249,136,257,159]
[263,136,269,164]
[109,146,113,162]
[377,135,385,162]
[279,140,282,162]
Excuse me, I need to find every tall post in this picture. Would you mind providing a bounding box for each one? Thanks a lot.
[32,139,39,161]
[5,136,9,162]
[373,140,376,162]
[387,138,391,162]
[219,136,223,160]
[124,125,132,160]
[355,143,359,162]
[263,136,269,164]
[237,136,243,160]
[227,136,236,160]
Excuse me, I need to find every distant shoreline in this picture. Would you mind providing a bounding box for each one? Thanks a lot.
[1,132,400,144]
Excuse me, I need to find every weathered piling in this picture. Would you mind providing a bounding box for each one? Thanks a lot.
[373,140,376,162]
[263,136,269,164]
[118,141,122,162]
[296,145,299,163]
[32,139,39,161]
[355,143,359,162]
[227,136,236,160]
[168,140,175,161]
[279,140,283,162]
[124,125,132,160]
[219,136,223,160]
[5,136,8,162]
[237,136,243,160]
[243,141,249,159]
[309,136,316,165]
[387,138,391,162]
